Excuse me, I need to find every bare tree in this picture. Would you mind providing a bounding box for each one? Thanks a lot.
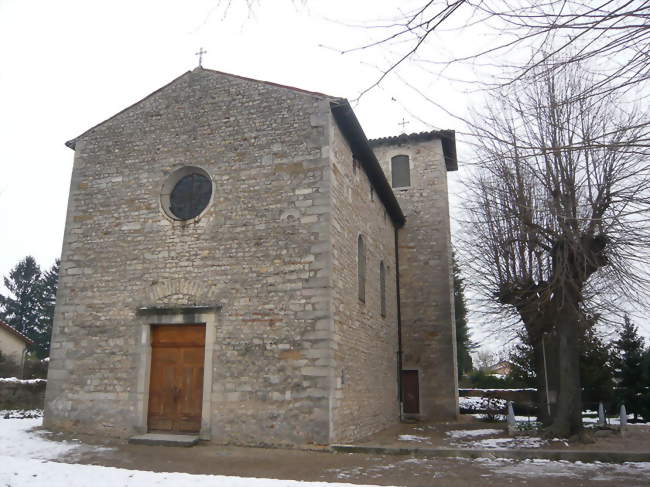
[475,349,498,371]
[342,1,650,109]
[459,59,650,437]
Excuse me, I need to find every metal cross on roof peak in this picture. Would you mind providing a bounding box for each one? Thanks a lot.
[398,117,410,133]
[195,47,207,67]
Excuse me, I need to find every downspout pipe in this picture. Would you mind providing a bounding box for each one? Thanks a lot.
[394,226,404,420]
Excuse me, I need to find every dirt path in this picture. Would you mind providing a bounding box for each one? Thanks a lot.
[52,433,650,487]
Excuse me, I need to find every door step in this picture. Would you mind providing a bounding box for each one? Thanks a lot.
[128,433,199,447]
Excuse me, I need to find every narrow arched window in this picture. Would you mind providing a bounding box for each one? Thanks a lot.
[380,261,386,317]
[358,235,366,303]
[391,155,411,188]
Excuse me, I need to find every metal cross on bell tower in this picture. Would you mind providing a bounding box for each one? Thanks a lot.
[195,47,207,68]
[398,117,410,133]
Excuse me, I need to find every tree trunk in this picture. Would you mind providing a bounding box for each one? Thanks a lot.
[546,306,583,437]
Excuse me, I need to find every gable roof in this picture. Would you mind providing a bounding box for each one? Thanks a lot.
[65,67,335,150]
[369,131,458,171]
[0,319,33,345]
[63,68,407,226]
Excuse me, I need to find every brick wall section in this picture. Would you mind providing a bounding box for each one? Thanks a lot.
[328,121,399,442]
[45,68,335,445]
[372,139,459,420]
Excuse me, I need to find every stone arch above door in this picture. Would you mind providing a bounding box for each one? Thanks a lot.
[145,279,218,307]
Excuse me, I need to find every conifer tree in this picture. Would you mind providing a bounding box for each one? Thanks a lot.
[509,325,615,406]
[34,259,60,358]
[0,256,59,358]
[580,328,615,408]
[0,256,42,336]
[640,348,650,421]
[453,254,474,377]
[613,315,646,421]
[507,333,537,388]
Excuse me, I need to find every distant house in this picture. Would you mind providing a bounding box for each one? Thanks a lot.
[0,319,33,377]
[488,361,512,377]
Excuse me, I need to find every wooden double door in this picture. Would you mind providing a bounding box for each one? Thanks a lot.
[148,325,205,433]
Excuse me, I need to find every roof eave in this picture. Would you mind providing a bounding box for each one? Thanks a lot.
[64,67,337,153]
[441,132,458,171]
[330,100,406,228]
[0,320,34,345]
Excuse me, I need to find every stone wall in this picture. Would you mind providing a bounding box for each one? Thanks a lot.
[45,68,335,445]
[0,379,46,410]
[328,121,400,442]
[45,67,458,445]
[372,138,459,420]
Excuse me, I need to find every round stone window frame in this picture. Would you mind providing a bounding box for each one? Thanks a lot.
[160,166,214,222]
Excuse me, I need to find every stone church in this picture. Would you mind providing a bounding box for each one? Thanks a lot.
[44,67,459,445]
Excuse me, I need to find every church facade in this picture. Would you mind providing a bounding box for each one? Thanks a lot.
[44,68,458,445]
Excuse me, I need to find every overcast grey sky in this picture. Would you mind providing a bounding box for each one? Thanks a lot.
[1,0,647,345]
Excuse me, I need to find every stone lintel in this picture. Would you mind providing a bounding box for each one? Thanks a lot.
[136,305,222,316]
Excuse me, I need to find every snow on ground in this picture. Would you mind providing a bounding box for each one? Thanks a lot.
[459,388,537,392]
[471,413,535,422]
[2,411,649,485]
[0,377,46,384]
[583,415,648,425]
[445,428,503,439]
[467,412,649,426]
[329,456,650,483]
[469,457,650,481]
[458,437,548,449]
[458,396,507,410]
[397,434,429,442]
[444,434,548,449]
[0,415,386,487]
[0,409,43,419]
[0,417,84,460]
[0,458,389,487]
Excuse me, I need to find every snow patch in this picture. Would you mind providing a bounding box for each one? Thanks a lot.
[459,388,536,392]
[476,458,650,480]
[0,457,391,487]
[446,429,503,439]
[0,409,43,419]
[459,396,507,408]
[0,418,79,460]
[397,435,429,442]
[0,416,388,487]
[0,377,46,385]
[454,437,547,449]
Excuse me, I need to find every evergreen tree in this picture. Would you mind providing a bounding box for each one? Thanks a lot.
[0,256,42,336]
[579,328,615,407]
[507,332,537,388]
[34,259,60,358]
[453,253,474,377]
[639,347,650,421]
[0,256,59,358]
[508,325,615,405]
[612,315,646,420]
